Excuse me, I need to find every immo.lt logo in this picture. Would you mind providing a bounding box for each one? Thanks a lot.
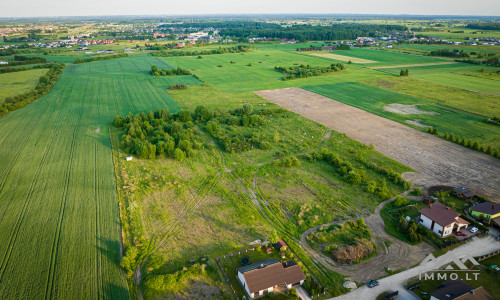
[419,252,481,281]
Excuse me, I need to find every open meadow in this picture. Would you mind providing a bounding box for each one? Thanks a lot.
[0,55,200,299]
[0,68,48,102]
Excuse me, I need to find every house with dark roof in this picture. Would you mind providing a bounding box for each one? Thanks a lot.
[469,202,500,227]
[237,258,306,298]
[419,202,469,237]
[430,280,494,300]
[275,239,288,251]
[453,187,475,200]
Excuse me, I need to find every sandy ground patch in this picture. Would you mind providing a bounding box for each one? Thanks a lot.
[405,119,431,128]
[370,62,456,69]
[306,52,377,64]
[383,103,439,115]
[255,87,500,202]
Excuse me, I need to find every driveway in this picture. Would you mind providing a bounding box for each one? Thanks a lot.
[295,285,312,300]
[329,236,500,300]
[300,192,433,283]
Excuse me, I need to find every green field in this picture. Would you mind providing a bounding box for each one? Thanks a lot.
[0,68,48,102]
[166,49,388,92]
[304,82,500,150]
[316,48,447,66]
[374,63,500,95]
[0,55,200,299]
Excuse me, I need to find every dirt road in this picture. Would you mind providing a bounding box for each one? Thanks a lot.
[255,88,500,202]
[300,192,433,283]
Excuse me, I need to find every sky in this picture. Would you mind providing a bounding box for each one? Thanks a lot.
[2,0,500,18]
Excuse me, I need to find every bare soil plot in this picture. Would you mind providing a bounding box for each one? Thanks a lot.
[306,52,377,63]
[255,88,500,202]
[370,62,456,69]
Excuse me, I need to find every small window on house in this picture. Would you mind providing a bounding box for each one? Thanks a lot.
[420,219,423,222]
[438,230,442,234]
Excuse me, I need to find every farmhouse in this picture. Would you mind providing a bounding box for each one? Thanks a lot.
[418,202,469,237]
[453,187,475,200]
[237,259,306,298]
[429,279,494,300]
[469,203,500,227]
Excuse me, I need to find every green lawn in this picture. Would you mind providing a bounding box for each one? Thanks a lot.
[0,68,48,102]
[0,55,202,299]
[303,82,500,151]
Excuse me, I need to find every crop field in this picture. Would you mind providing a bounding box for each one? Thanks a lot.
[318,48,446,66]
[374,63,500,95]
[165,49,389,92]
[306,51,377,63]
[0,55,200,299]
[394,44,500,54]
[304,82,500,150]
[0,68,48,102]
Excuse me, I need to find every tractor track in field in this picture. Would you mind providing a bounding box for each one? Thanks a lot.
[44,97,84,300]
[0,127,58,283]
[94,142,102,299]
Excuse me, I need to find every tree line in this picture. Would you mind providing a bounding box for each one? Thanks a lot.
[428,49,469,58]
[427,127,499,159]
[151,45,251,57]
[4,56,48,66]
[466,23,500,30]
[0,63,65,117]
[274,63,345,80]
[219,23,407,41]
[73,53,128,64]
[0,63,53,74]
[150,65,191,76]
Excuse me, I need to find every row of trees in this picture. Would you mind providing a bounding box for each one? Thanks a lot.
[151,45,251,57]
[428,127,499,158]
[150,65,191,76]
[428,49,470,58]
[0,63,52,74]
[275,63,345,81]
[73,53,128,64]
[3,56,47,66]
[0,63,64,117]
[219,23,407,41]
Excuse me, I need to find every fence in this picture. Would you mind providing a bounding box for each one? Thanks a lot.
[478,249,500,262]
[438,232,487,249]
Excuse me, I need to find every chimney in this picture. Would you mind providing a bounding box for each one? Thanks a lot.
[260,264,264,268]
[447,207,450,210]
[493,204,496,210]
[430,204,433,208]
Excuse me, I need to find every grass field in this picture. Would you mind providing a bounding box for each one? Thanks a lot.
[304,82,500,150]
[165,49,389,92]
[0,55,201,299]
[373,63,500,95]
[0,68,48,102]
[319,48,446,66]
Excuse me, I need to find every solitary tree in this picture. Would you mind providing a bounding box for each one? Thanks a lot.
[268,229,279,244]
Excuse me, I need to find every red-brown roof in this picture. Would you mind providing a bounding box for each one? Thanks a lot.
[239,261,306,294]
[419,202,461,227]
[276,238,288,249]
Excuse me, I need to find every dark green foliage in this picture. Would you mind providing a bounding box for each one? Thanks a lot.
[274,63,344,81]
[168,84,187,90]
[151,45,251,57]
[73,53,128,64]
[0,63,65,117]
[150,65,192,76]
[117,108,203,160]
[428,49,470,58]
[3,56,47,66]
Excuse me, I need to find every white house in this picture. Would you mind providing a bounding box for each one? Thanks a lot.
[237,259,306,298]
[419,202,469,237]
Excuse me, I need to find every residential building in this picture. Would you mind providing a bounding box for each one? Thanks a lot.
[469,202,500,227]
[419,202,469,237]
[237,259,306,298]
[430,280,494,300]
[453,187,475,200]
